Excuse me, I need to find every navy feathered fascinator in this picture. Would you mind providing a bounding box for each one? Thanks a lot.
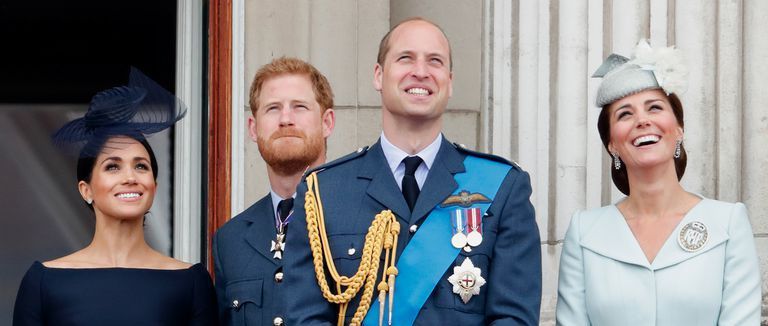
[51,67,186,157]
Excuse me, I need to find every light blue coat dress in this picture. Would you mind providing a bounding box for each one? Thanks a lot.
[556,197,761,325]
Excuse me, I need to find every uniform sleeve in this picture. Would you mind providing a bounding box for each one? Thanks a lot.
[486,170,542,325]
[718,203,761,325]
[212,231,229,325]
[556,211,591,326]
[13,262,44,326]
[190,264,219,326]
[284,180,335,325]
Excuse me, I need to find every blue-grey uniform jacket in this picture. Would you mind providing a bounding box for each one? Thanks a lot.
[214,195,286,326]
[284,138,542,325]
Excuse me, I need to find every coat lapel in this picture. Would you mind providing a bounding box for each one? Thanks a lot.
[242,196,280,265]
[580,205,651,268]
[581,197,730,271]
[651,198,729,270]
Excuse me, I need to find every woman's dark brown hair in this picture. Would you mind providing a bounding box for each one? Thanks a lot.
[596,92,687,195]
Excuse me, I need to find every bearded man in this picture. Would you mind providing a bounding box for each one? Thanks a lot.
[213,57,335,326]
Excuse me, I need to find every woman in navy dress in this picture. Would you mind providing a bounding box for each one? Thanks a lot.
[13,68,217,326]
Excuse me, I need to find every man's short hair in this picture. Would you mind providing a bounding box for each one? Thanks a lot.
[376,17,453,71]
[248,57,334,115]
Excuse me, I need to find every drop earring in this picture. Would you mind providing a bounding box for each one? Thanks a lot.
[612,152,621,170]
[674,139,682,159]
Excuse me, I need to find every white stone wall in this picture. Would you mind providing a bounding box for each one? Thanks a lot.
[238,0,768,324]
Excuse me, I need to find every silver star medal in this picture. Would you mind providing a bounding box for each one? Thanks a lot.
[447,257,486,304]
[271,233,285,259]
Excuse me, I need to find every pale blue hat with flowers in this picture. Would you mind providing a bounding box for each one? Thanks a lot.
[593,40,688,107]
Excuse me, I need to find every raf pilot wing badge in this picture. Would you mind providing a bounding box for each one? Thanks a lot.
[440,190,491,208]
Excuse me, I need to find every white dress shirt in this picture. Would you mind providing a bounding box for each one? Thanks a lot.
[379,132,442,190]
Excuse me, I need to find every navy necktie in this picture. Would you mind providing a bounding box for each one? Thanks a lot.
[277,198,293,224]
[401,156,423,211]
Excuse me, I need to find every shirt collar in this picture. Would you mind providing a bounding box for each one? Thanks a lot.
[269,190,296,218]
[380,132,442,174]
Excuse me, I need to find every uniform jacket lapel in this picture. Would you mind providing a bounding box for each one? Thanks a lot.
[241,196,280,265]
[410,139,463,224]
[359,139,464,225]
[359,141,411,222]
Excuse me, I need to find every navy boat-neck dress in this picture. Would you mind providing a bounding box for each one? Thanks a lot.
[13,261,217,326]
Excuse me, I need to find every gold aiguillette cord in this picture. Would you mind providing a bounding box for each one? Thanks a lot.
[304,172,400,326]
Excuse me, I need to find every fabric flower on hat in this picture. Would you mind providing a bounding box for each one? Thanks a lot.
[628,39,688,96]
[592,39,689,107]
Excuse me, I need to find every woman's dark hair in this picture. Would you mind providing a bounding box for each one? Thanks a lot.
[597,92,687,195]
[77,135,158,184]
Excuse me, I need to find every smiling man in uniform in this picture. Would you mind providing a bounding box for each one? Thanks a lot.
[285,18,541,325]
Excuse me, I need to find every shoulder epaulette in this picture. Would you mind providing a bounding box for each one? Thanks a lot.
[452,142,523,171]
[304,145,370,176]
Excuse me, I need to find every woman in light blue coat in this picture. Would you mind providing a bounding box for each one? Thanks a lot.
[556,40,761,325]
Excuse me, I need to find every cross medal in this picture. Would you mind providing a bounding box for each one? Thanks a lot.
[271,204,293,260]
[271,232,286,260]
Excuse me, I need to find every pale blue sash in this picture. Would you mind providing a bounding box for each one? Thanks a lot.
[363,156,511,325]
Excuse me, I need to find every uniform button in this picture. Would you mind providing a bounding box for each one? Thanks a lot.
[232,299,240,308]
[409,224,418,233]
[274,271,284,283]
[347,247,356,256]
[273,316,284,326]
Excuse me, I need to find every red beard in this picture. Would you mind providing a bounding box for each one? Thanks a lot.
[257,126,324,176]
